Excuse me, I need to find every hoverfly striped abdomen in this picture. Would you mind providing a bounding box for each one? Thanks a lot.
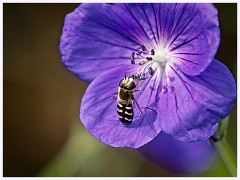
[117,102,133,126]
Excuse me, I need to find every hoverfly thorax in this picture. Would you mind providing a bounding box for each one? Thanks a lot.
[118,77,136,103]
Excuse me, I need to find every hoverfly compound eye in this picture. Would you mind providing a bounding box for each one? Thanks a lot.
[119,79,124,87]
[127,82,136,90]
[124,77,136,90]
[119,76,136,90]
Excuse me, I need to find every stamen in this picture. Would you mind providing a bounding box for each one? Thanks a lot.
[140,75,146,80]
[151,49,155,56]
[141,45,146,51]
[139,59,148,65]
[131,72,146,81]
[131,52,135,64]
[148,67,154,75]
[139,54,145,58]
[146,57,153,61]
[129,45,171,82]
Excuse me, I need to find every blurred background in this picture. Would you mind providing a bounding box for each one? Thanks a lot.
[3,3,237,177]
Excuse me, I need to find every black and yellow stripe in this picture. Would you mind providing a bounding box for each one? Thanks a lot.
[117,102,133,126]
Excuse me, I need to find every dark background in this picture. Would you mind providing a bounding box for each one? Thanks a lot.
[3,3,237,177]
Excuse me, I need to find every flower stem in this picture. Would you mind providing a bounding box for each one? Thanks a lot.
[211,116,237,176]
[214,140,237,176]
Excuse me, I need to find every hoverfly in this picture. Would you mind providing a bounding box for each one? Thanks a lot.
[84,75,157,138]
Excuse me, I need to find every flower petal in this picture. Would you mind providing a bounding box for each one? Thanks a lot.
[166,3,220,75]
[60,3,220,82]
[138,132,216,174]
[60,3,154,82]
[80,66,161,148]
[116,3,220,75]
[168,3,220,75]
[158,59,236,142]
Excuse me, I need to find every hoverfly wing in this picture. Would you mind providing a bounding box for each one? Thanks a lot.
[83,92,118,128]
[132,99,157,138]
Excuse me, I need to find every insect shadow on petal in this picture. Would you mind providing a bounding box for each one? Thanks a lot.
[84,75,158,138]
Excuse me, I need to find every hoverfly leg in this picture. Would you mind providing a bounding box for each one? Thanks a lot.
[132,98,157,138]
[134,81,141,92]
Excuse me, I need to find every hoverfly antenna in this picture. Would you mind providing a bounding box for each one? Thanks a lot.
[125,75,126,79]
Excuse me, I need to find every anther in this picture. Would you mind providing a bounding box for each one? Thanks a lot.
[131,52,135,64]
[141,45,146,51]
[151,49,155,56]
[146,57,153,61]
[140,76,146,80]
[131,72,146,81]
[148,67,154,75]
[139,72,146,80]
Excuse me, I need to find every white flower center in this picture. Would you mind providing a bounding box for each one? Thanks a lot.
[152,48,171,66]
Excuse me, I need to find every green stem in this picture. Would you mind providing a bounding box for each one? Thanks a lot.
[215,140,237,176]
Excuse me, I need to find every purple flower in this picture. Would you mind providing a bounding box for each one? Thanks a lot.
[60,3,236,148]
[138,131,216,174]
